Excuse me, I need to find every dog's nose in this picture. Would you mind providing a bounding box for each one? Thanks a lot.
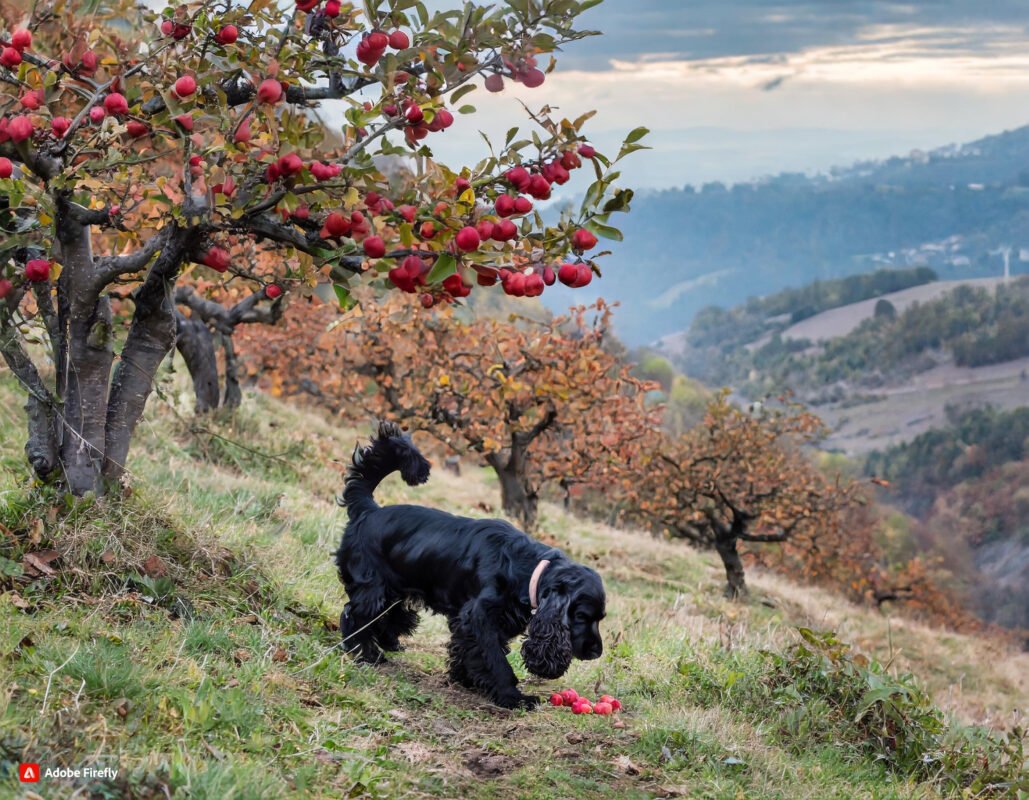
[583,645,603,660]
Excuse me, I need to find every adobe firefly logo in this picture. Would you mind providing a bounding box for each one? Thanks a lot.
[19,763,40,782]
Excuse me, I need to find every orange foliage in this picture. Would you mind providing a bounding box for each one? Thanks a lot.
[238,295,659,527]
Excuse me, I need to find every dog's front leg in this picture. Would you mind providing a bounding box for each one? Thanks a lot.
[456,596,538,710]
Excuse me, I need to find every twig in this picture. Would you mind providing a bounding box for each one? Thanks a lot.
[40,643,81,716]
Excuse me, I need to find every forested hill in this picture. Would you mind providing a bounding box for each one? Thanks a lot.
[547,125,1029,345]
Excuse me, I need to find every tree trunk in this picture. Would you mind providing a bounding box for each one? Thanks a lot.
[172,286,283,413]
[102,235,191,489]
[174,312,221,413]
[486,452,539,530]
[714,534,748,600]
[222,337,243,409]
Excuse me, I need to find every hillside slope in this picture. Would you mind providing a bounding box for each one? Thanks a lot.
[0,375,1025,798]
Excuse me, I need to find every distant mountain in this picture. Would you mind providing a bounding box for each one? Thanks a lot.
[546,125,1029,345]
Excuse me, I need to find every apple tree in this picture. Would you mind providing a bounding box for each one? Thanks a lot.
[239,295,659,528]
[0,0,642,496]
[624,393,861,599]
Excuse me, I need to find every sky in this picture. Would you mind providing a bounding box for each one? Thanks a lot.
[421,0,1029,190]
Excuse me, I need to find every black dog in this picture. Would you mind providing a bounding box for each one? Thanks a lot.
[335,421,606,709]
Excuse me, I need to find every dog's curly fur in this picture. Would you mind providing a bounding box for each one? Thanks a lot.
[335,422,606,709]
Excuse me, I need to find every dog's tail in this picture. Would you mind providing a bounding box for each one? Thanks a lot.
[339,421,431,518]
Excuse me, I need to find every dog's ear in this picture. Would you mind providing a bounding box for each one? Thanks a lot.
[521,587,573,679]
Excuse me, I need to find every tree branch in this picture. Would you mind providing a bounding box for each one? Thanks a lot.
[94,226,173,287]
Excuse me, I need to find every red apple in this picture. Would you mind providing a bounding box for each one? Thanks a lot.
[277,152,304,176]
[321,212,351,238]
[363,236,386,258]
[215,25,238,45]
[8,115,33,142]
[11,29,32,51]
[572,229,598,251]
[524,272,544,296]
[521,68,545,88]
[454,226,481,252]
[492,219,518,242]
[0,157,12,179]
[505,166,531,191]
[574,263,593,287]
[103,92,129,115]
[495,194,516,218]
[513,196,533,215]
[1,46,22,68]
[89,107,106,124]
[257,78,282,104]
[0,278,12,299]
[593,702,613,716]
[557,263,578,287]
[51,117,71,137]
[527,174,551,200]
[484,73,504,92]
[25,259,51,282]
[475,220,494,241]
[405,104,424,125]
[233,117,251,144]
[126,121,149,138]
[174,75,197,98]
[420,293,434,308]
[578,143,596,159]
[265,284,283,299]
[388,30,410,49]
[79,50,98,75]
[201,247,230,272]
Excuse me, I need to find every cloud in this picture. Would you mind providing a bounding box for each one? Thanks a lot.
[560,1,1029,69]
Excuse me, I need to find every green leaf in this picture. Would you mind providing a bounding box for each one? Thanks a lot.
[625,126,649,144]
[602,188,634,214]
[450,84,477,105]
[0,556,23,578]
[617,141,651,162]
[426,253,457,283]
[457,105,476,115]
[586,220,623,242]
[333,284,356,310]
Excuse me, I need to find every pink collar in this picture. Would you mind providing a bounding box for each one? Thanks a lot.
[529,559,551,611]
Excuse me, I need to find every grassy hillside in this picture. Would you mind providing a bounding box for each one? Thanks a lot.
[0,373,1025,798]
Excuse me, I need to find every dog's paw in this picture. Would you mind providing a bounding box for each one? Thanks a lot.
[351,648,387,665]
[495,691,539,710]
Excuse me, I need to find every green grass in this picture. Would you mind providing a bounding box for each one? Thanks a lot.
[0,370,1025,799]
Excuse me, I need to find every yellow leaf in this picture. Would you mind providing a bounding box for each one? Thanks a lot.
[438,373,450,387]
